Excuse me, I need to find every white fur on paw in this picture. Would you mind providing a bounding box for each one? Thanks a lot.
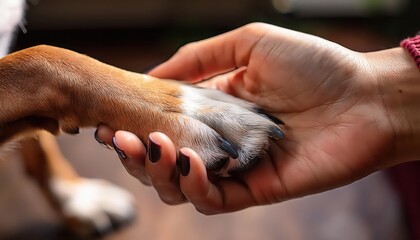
[179,85,283,175]
[50,177,136,235]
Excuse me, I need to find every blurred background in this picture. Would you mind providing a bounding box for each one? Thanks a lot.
[0,0,419,239]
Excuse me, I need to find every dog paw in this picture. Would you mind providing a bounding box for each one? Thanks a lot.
[49,177,136,236]
[176,85,284,176]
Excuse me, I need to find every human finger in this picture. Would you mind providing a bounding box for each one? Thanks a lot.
[112,130,151,185]
[94,124,115,148]
[148,23,270,82]
[145,132,187,205]
[178,148,256,215]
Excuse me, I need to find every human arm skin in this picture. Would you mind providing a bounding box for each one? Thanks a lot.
[365,47,420,167]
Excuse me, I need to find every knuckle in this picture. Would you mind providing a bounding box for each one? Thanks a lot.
[126,167,142,177]
[159,193,187,205]
[195,206,220,216]
[193,201,224,215]
[239,22,275,42]
[242,22,268,33]
[138,177,152,186]
[176,42,199,56]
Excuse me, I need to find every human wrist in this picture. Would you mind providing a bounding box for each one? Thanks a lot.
[366,47,420,165]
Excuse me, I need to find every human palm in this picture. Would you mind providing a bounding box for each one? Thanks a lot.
[224,62,391,203]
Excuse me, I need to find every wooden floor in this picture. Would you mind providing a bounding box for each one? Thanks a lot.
[0,28,411,240]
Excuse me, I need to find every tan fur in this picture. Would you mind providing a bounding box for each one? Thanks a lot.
[0,45,185,146]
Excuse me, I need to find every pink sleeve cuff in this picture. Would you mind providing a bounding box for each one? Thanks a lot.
[400,35,420,69]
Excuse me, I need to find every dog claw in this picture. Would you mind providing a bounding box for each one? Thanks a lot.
[269,126,284,140]
[256,109,284,125]
[217,137,239,159]
[207,157,229,172]
[66,127,80,135]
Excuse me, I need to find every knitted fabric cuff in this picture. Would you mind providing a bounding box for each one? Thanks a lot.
[400,35,420,69]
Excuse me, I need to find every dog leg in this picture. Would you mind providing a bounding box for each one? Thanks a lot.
[0,45,283,176]
[20,131,135,236]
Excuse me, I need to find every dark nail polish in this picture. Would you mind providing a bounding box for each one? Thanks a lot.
[112,137,127,160]
[218,137,239,159]
[148,138,161,163]
[94,129,112,149]
[178,151,190,177]
[269,126,285,140]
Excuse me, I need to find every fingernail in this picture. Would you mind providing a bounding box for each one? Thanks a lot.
[218,137,239,159]
[148,137,161,163]
[112,137,127,160]
[177,151,190,177]
[94,129,112,149]
[269,126,285,139]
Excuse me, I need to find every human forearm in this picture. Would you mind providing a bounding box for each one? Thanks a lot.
[367,47,420,166]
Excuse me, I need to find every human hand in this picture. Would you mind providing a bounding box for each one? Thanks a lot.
[96,23,420,213]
